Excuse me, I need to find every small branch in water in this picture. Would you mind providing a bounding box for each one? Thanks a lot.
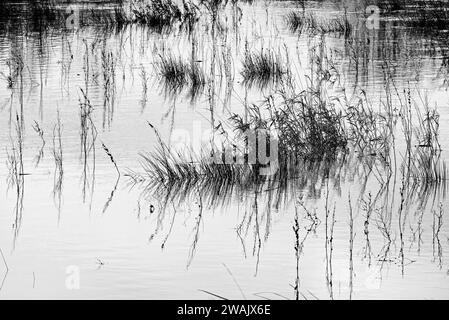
[32,120,45,167]
[198,289,228,300]
[101,142,120,214]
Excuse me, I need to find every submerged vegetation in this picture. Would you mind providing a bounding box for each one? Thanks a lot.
[1,0,449,300]
[241,47,288,89]
[129,36,448,210]
[132,0,199,32]
[286,11,352,37]
[156,52,207,100]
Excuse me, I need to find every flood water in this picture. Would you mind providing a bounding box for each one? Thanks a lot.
[0,0,449,299]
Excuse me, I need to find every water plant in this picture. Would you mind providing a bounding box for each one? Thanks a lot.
[52,111,64,217]
[241,47,288,89]
[156,52,207,100]
[286,11,352,37]
[131,0,199,33]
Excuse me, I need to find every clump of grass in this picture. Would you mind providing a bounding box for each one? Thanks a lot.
[156,53,206,100]
[157,54,188,90]
[241,48,287,89]
[79,88,98,203]
[286,12,352,37]
[32,121,46,167]
[230,87,347,162]
[131,0,199,32]
[346,96,394,158]
[125,122,267,193]
[200,0,229,21]
[187,62,207,101]
[320,15,352,36]
[409,97,446,185]
[88,6,132,30]
[133,0,181,27]
[286,11,306,33]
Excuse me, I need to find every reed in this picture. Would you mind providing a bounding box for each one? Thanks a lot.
[399,91,447,187]
[6,114,25,247]
[131,0,199,32]
[140,66,148,111]
[79,88,98,203]
[132,0,181,27]
[32,121,45,167]
[156,52,207,99]
[286,12,352,37]
[102,50,116,129]
[241,47,287,89]
[432,202,444,267]
[1,50,24,90]
[102,142,120,178]
[286,11,306,34]
[348,193,354,300]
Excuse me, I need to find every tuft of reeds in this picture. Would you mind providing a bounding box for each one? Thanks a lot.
[200,0,229,21]
[156,54,188,89]
[286,12,352,37]
[230,88,347,162]
[131,0,199,32]
[241,47,287,89]
[156,52,207,100]
[1,50,24,90]
[346,94,394,159]
[286,11,306,34]
[403,92,447,187]
[133,0,181,27]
